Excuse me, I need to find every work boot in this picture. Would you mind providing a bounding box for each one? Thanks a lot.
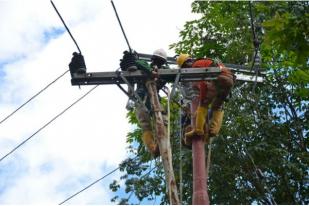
[142,130,160,157]
[209,110,224,137]
[185,106,207,143]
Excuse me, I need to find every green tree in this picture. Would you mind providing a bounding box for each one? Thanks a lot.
[110,1,308,204]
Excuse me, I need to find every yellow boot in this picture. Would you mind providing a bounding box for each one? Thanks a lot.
[142,130,159,156]
[185,106,208,144]
[209,110,224,137]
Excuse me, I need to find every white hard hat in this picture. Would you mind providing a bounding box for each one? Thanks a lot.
[153,49,167,61]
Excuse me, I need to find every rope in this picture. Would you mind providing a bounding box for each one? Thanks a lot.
[205,137,214,179]
[178,99,183,204]
[166,87,171,146]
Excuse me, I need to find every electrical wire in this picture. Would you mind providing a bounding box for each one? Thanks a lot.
[0,85,98,163]
[248,1,261,92]
[59,166,119,205]
[205,137,214,180]
[123,164,157,204]
[238,6,277,199]
[59,156,140,205]
[0,70,69,126]
[50,1,82,54]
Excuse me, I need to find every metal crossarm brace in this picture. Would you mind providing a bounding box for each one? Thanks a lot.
[116,71,149,113]
[71,67,221,86]
[138,53,265,82]
[170,71,181,100]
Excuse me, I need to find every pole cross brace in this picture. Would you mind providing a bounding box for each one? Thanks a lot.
[70,67,221,86]
[138,53,265,82]
[116,70,149,113]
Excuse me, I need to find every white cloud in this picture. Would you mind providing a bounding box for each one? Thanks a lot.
[0,0,196,204]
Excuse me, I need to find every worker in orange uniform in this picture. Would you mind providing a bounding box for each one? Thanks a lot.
[176,54,235,144]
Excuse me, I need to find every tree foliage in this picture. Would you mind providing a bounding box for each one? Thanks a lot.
[109,1,308,204]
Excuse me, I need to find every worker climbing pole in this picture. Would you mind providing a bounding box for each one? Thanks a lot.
[119,49,180,204]
[176,54,235,204]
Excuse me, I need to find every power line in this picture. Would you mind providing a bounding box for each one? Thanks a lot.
[122,160,157,204]
[248,1,261,92]
[59,156,139,205]
[59,157,157,205]
[0,70,69,126]
[50,0,82,54]
[59,166,120,205]
[246,4,276,203]
[0,85,98,163]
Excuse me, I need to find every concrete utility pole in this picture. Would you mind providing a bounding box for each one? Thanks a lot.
[191,97,209,205]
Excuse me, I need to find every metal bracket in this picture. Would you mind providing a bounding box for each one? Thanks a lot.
[116,83,130,97]
[116,70,149,113]
[169,71,181,100]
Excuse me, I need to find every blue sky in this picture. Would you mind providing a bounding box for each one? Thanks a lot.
[0,0,195,204]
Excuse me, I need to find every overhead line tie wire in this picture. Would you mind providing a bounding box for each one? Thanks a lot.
[0,70,69,126]
[0,85,99,163]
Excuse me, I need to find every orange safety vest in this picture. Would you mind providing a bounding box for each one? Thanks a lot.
[192,58,232,100]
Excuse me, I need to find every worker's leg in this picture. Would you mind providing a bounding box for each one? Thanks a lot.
[209,70,234,137]
[184,106,208,141]
[185,81,216,144]
[135,104,159,156]
[208,107,224,137]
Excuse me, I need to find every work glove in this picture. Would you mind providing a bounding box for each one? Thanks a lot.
[136,60,152,74]
[69,52,87,76]
[120,51,137,71]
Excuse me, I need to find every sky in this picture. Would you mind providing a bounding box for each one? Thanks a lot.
[0,0,197,204]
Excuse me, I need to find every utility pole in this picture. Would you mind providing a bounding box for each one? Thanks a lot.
[50,1,265,203]
[71,67,221,205]
[70,62,263,203]
[51,1,265,203]
[191,96,209,204]
[70,63,264,205]
[72,67,221,205]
